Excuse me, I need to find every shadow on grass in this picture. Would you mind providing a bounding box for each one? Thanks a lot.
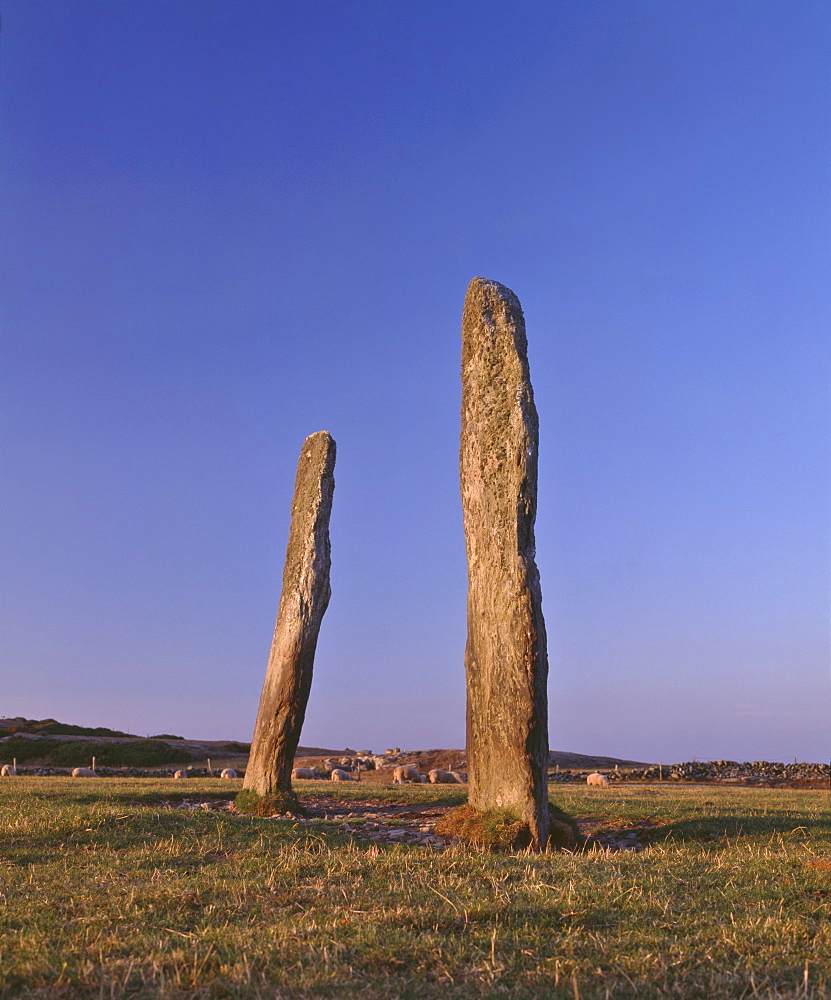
[358,903,618,936]
[585,812,830,851]
[652,813,831,843]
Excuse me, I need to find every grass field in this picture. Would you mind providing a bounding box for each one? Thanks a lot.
[1,778,829,999]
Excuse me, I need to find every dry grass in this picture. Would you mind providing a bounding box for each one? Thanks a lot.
[0,778,829,998]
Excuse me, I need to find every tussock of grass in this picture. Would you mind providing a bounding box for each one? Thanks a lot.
[435,804,529,849]
[436,803,579,850]
[234,786,304,816]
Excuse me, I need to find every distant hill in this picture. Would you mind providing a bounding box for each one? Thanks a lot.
[0,720,653,769]
[0,717,138,739]
[549,750,653,769]
[0,736,194,767]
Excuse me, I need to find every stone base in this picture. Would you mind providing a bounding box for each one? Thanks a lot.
[234,787,306,817]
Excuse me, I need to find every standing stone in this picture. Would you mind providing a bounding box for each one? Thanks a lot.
[460,277,550,850]
[243,431,336,803]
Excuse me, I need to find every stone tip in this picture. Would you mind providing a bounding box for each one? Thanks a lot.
[466,276,519,302]
[304,430,335,445]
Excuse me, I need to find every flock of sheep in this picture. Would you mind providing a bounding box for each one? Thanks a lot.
[291,762,467,784]
[287,751,469,785]
[290,761,611,786]
[0,763,240,779]
[1,755,611,786]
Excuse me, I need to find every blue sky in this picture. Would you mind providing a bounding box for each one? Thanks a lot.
[2,1,828,763]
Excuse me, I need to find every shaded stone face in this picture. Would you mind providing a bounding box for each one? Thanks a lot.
[460,277,550,850]
[243,431,336,799]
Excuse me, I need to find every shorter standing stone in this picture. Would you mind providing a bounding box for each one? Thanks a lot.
[242,431,336,805]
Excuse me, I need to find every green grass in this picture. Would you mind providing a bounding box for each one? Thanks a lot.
[0,779,829,998]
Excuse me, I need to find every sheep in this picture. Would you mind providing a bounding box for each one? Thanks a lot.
[71,767,96,778]
[428,769,467,784]
[173,769,189,779]
[1,764,17,777]
[586,772,609,786]
[330,768,353,781]
[220,768,238,779]
[291,767,319,780]
[392,765,423,784]
[428,769,452,783]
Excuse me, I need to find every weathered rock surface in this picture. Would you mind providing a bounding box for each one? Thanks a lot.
[243,431,336,799]
[460,277,550,850]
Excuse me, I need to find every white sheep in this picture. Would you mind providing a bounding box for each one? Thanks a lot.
[291,767,318,780]
[428,769,453,784]
[586,772,609,786]
[71,767,96,778]
[428,769,466,784]
[173,769,189,779]
[392,765,423,784]
[450,771,467,783]
[1,764,17,777]
[330,768,353,781]
[220,768,237,779]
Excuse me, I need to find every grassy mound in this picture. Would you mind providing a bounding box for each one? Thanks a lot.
[435,802,579,851]
[0,737,194,767]
[235,788,305,817]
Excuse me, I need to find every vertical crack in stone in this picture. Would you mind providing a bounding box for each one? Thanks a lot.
[243,431,336,799]
[460,277,550,849]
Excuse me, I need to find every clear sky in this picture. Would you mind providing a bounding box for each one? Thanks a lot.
[1,1,828,763]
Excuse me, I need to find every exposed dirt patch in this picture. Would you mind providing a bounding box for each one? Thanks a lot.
[154,794,656,853]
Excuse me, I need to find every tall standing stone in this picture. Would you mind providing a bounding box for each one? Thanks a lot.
[243,431,336,803]
[460,277,550,850]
